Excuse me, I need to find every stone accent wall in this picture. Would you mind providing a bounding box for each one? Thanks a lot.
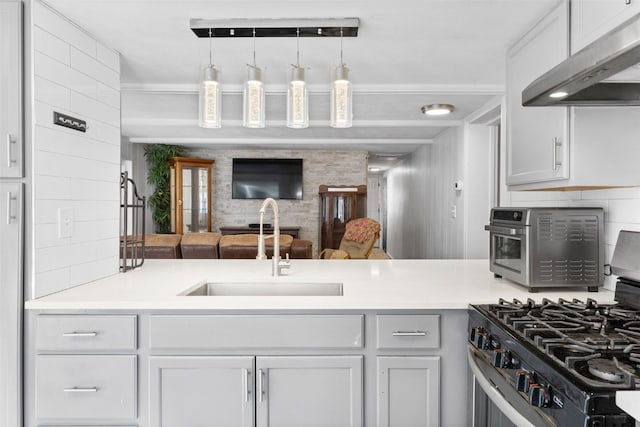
[185,148,368,257]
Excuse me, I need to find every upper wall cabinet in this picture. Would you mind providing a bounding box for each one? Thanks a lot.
[571,0,640,54]
[0,0,23,178]
[506,1,640,191]
[506,2,570,188]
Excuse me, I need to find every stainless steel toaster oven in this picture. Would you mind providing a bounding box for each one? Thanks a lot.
[484,207,604,292]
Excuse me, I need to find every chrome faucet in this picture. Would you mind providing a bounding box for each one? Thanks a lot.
[257,198,290,276]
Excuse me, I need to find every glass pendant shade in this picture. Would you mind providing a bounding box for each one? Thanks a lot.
[331,65,352,128]
[243,66,265,128]
[199,65,221,128]
[286,65,309,129]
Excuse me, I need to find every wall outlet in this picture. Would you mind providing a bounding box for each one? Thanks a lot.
[57,208,73,238]
[450,205,457,219]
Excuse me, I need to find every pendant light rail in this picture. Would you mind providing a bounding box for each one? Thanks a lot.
[190,18,359,38]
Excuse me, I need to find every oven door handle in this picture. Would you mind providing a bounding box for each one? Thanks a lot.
[468,346,536,427]
[484,225,524,236]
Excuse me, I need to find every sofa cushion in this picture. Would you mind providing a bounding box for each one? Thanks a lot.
[180,232,221,259]
[145,234,182,259]
[219,234,294,259]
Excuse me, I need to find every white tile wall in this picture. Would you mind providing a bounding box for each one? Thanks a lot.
[32,1,121,298]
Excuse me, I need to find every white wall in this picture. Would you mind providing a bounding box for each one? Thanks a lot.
[425,127,465,259]
[385,145,430,259]
[463,124,493,259]
[31,2,121,297]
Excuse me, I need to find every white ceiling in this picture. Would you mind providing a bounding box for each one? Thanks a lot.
[43,0,560,167]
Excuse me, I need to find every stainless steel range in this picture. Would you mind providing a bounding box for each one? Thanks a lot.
[468,231,640,427]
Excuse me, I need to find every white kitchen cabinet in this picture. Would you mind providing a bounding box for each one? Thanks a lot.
[506,1,640,191]
[149,356,254,427]
[571,0,640,54]
[377,356,440,427]
[0,183,22,427]
[0,0,23,178]
[506,2,571,187]
[256,356,363,427]
[32,315,138,425]
[149,355,363,427]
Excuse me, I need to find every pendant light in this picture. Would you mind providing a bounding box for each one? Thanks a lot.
[199,28,221,128]
[243,28,265,128]
[287,28,309,129]
[331,28,352,128]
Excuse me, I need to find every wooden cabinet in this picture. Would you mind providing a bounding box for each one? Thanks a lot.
[571,0,640,54]
[319,185,366,251]
[169,157,214,234]
[377,357,440,427]
[506,1,570,188]
[0,0,22,178]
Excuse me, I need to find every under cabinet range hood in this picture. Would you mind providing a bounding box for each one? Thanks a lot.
[523,13,640,106]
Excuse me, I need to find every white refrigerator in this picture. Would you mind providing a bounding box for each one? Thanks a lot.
[0,1,24,426]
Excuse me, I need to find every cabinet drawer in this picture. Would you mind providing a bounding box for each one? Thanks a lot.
[376,315,440,349]
[36,315,137,351]
[35,355,137,421]
[149,315,363,350]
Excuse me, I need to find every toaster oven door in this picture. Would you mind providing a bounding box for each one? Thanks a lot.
[486,225,528,285]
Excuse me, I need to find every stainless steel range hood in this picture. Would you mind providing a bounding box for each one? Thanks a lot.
[523,13,640,106]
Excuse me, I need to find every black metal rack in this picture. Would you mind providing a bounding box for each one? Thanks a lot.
[120,171,145,271]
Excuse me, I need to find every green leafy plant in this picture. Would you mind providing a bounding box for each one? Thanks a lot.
[144,144,185,233]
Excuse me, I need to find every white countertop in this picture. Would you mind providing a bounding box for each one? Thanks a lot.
[617,391,640,423]
[25,259,616,310]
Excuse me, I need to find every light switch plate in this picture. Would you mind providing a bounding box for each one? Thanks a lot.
[57,208,73,238]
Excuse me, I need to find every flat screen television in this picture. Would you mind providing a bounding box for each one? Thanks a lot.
[232,158,303,200]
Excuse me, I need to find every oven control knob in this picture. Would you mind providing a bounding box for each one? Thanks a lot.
[516,370,532,392]
[474,332,488,349]
[492,349,507,367]
[469,327,479,343]
[528,384,549,408]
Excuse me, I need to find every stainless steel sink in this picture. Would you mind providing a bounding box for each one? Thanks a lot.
[180,282,343,296]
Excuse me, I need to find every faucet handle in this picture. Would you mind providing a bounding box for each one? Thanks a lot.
[278,253,291,274]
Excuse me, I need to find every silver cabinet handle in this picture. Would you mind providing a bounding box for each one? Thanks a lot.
[257,369,264,403]
[63,387,98,393]
[243,368,251,402]
[6,133,16,167]
[392,331,427,337]
[62,331,98,337]
[552,137,562,170]
[6,192,16,225]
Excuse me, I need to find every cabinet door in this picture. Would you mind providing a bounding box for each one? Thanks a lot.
[0,183,22,427]
[0,1,22,178]
[571,0,640,54]
[377,357,440,427]
[149,356,254,427]
[256,356,363,427]
[506,2,570,187]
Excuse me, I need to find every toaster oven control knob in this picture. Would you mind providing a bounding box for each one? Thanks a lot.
[492,349,507,368]
[528,384,549,408]
[516,370,532,392]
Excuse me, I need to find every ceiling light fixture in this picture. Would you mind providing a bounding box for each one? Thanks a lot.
[331,27,352,128]
[287,28,309,129]
[199,28,221,128]
[243,28,265,128]
[421,104,455,116]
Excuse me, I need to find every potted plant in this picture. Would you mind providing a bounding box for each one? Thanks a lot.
[144,144,184,233]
